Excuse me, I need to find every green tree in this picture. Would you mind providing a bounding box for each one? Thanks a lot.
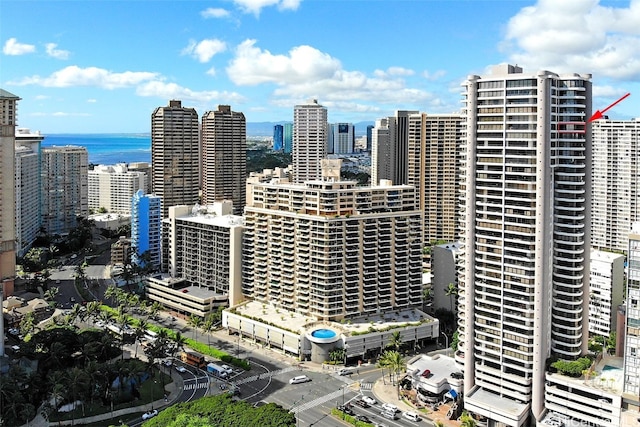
[388,331,402,352]
[188,314,204,341]
[377,350,405,398]
[445,282,458,315]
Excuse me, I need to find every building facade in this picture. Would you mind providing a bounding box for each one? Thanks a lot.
[14,128,42,257]
[589,249,624,338]
[292,100,328,183]
[329,123,355,154]
[242,178,423,321]
[371,110,417,186]
[283,123,293,154]
[273,124,284,151]
[201,105,247,215]
[151,100,199,217]
[0,89,18,295]
[407,113,462,247]
[459,65,592,426]
[168,203,244,306]
[88,163,148,214]
[625,223,640,399]
[40,145,88,236]
[591,118,640,253]
[131,190,162,270]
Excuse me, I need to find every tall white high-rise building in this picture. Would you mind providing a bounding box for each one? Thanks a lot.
[292,99,328,183]
[459,64,592,426]
[88,163,148,214]
[0,89,19,297]
[151,100,199,217]
[588,249,624,338]
[591,118,640,253]
[201,105,246,215]
[41,145,88,235]
[624,223,640,399]
[15,128,43,256]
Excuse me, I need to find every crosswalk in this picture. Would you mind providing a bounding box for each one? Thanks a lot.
[360,381,372,390]
[292,388,345,414]
[233,366,297,386]
[183,382,209,391]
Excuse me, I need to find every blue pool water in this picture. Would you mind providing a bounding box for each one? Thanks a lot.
[311,328,337,339]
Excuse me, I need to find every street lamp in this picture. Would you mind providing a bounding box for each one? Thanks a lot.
[441,331,449,354]
[291,395,305,427]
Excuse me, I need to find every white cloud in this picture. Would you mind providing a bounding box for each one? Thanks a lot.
[423,69,447,81]
[232,0,301,15]
[503,0,640,80]
[9,65,159,89]
[206,67,217,77]
[45,43,70,60]
[34,95,49,100]
[373,67,415,78]
[227,40,437,113]
[181,39,227,63]
[136,81,246,105]
[87,99,97,103]
[201,7,230,18]
[30,111,90,117]
[227,39,341,85]
[3,38,36,55]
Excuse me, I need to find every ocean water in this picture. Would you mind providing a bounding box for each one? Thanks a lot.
[42,133,151,165]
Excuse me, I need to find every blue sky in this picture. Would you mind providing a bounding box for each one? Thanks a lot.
[2,0,640,133]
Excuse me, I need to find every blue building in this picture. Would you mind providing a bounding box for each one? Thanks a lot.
[283,123,293,154]
[366,125,374,152]
[273,124,284,151]
[131,189,162,270]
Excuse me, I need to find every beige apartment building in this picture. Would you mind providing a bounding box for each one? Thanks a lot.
[242,176,423,321]
[0,89,19,295]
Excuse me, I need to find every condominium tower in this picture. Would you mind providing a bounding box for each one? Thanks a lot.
[407,113,462,246]
[591,118,640,253]
[131,189,162,269]
[15,128,43,256]
[243,176,423,321]
[459,65,592,426]
[201,105,247,215]
[329,123,355,154]
[88,163,148,214]
[292,99,328,183]
[41,145,89,235]
[0,89,19,295]
[168,202,244,306]
[624,223,640,399]
[371,110,417,186]
[151,100,199,217]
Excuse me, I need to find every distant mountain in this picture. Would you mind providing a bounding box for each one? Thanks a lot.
[247,121,375,137]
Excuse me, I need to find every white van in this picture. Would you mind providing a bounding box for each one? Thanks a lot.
[381,403,399,413]
[338,368,353,376]
[289,375,310,384]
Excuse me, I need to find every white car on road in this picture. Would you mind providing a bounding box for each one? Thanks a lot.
[361,395,377,406]
[142,409,158,420]
[175,366,187,373]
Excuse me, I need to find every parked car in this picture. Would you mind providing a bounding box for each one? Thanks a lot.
[338,368,353,376]
[402,411,421,422]
[142,409,158,420]
[353,399,369,408]
[421,369,431,378]
[289,375,310,384]
[451,371,464,379]
[175,365,187,373]
[361,395,377,406]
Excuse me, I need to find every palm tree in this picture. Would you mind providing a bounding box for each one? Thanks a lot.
[134,318,149,358]
[378,350,405,398]
[43,286,60,307]
[388,331,402,352]
[66,367,90,419]
[149,301,162,320]
[188,314,203,341]
[202,316,215,346]
[459,411,477,427]
[172,332,188,358]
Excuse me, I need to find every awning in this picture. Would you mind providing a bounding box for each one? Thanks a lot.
[444,389,458,400]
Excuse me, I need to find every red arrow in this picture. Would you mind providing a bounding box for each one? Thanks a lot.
[589,92,630,122]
